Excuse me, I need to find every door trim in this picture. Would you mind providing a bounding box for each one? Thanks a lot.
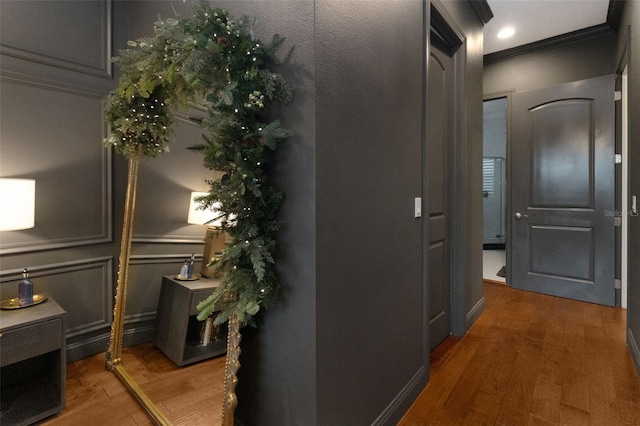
[484,91,513,286]
[426,1,466,356]
[616,25,630,311]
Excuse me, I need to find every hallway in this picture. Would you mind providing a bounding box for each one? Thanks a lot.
[400,282,640,425]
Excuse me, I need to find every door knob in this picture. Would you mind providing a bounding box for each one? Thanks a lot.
[514,212,528,220]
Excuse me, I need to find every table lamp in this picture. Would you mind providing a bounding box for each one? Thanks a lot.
[0,179,35,231]
[187,191,229,278]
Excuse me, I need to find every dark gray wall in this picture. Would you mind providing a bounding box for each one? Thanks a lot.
[617,0,640,374]
[1,0,488,424]
[484,30,617,94]
[314,1,424,424]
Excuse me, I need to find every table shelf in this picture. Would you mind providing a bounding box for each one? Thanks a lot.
[0,298,66,426]
[154,276,227,366]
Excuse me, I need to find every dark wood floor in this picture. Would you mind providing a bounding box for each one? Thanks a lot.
[42,282,640,425]
[400,282,640,425]
[42,343,225,425]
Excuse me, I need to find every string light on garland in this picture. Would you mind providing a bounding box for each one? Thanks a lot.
[104,1,293,326]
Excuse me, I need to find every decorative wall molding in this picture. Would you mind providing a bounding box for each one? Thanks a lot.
[174,109,207,126]
[0,0,112,79]
[0,71,109,99]
[132,235,205,244]
[124,311,157,325]
[124,254,203,323]
[128,254,203,264]
[0,256,113,338]
[0,77,112,255]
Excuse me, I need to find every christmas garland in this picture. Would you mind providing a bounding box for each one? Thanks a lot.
[105,1,292,326]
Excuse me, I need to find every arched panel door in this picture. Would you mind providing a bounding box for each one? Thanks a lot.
[428,33,453,350]
[511,74,616,306]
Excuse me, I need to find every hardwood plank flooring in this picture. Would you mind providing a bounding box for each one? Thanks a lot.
[40,282,640,425]
[42,343,224,425]
[400,282,640,426]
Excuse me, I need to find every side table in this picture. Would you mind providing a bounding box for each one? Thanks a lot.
[154,276,227,366]
[0,297,66,425]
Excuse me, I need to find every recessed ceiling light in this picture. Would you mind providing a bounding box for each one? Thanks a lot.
[497,27,515,39]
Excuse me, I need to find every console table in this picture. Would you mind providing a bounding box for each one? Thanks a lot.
[154,276,227,366]
[0,297,66,425]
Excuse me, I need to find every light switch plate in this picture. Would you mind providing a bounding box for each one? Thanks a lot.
[415,197,422,218]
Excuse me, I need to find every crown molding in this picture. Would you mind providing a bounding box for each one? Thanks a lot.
[469,0,493,25]
[484,24,615,64]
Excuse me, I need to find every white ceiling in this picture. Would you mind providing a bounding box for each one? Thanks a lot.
[484,0,610,55]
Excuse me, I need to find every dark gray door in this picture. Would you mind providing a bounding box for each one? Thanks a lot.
[428,36,453,350]
[511,74,615,306]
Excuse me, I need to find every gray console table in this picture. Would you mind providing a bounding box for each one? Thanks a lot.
[154,276,227,366]
[0,297,66,425]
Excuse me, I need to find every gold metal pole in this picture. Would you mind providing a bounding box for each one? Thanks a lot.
[104,153,172,425]
[222,313,241,426]
[106,155,140,369]
[113,365,172,426]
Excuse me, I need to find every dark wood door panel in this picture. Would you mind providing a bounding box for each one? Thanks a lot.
[427,38,453,350]
[529,225,593,281]
[511,74,615,306]
[529,99,595,209]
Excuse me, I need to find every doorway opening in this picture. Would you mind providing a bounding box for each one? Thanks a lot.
[482,95,508,285]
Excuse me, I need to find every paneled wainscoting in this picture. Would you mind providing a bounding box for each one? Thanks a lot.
[400,282,640,425]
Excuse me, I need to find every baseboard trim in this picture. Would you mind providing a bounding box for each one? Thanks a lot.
[123,324,156,347]
[65,325,155,363]
[372,366,427,426]
[466,296,486,330]
[628,328,640,377]
[483,279,507,286]
[67,333,110,363]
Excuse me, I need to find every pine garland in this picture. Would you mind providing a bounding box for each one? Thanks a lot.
[104,1,292,326]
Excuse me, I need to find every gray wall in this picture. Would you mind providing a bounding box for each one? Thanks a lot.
[314,2,424,424]
[238,1,486,424]
[483,98,507,159]
[0,1,218,360]
[484,30,617,93]
[442,0,486,335]
[0,0,488,424]
[617,0,640,374]
[2,0,123,360]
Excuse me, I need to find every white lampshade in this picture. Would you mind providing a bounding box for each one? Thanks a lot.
[0,179,35,231]
[187,191,223,227]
